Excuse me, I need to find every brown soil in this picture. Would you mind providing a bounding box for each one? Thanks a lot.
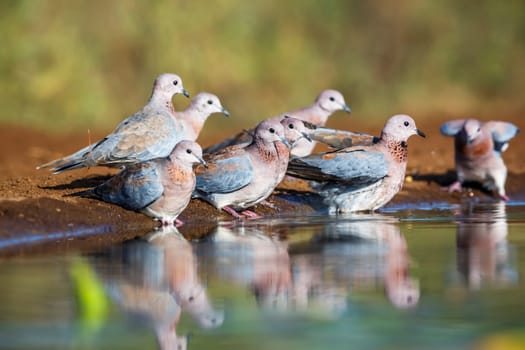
[1,116,523,256]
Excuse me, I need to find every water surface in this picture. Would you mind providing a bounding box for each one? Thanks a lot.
[1,200,525,349]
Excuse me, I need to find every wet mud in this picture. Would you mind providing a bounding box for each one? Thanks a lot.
[1,116,523,256]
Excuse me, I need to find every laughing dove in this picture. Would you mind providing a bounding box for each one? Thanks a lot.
[440,118,519,200]
[194,119,290,219]
[92,140,206,226]
[286,114,425,213]
[37,73,190,173]
[204,89,351,157]
[176,92,230,142]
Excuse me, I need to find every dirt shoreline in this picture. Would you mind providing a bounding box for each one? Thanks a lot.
[1,116,523,256]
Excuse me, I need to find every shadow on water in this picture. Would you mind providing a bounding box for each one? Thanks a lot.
[1,200,525,349]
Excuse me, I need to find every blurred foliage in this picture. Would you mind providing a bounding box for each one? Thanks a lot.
[1,0,525,134]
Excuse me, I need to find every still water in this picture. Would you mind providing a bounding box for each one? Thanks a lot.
[1,200,525,349]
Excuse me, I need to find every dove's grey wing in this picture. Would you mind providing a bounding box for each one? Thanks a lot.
[93,161,164,210]
[484,121,520,153]
[90,113,179,164]
[287,148,388,186]
[310,127,377,149]
[196,153,254,194]
[47,113,179,173]
[440,119,466,136]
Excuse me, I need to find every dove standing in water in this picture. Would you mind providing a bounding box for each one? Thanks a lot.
[440,118,519,200]
[175,92,230,142]
[205,89,350,157]
[37,73,190,173]
[194,119,290,219]
[92,140,206,226]
[287,114,425,214]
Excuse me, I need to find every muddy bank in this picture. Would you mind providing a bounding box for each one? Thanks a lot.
[0,116,523,255]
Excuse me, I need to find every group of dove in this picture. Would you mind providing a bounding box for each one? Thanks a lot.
[37,73,520,226]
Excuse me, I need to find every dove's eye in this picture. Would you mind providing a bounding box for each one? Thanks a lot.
[173,80,178,86]
[269,128,275,134]
[329,97,335,101]
[288,124,294,129]
[207,100,213,105]
[477,127,481,132]
[186,149,192,154]
[404,121,410,127]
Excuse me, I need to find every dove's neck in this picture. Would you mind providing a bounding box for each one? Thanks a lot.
[251,138,288,164]
[380,134,408,164]
[165,159,195,187]
[148,92,176,115]
[308,104,331,126]
[176,108,208,139]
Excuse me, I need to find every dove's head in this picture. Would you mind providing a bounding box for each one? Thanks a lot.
[153,73,190,99]
[316,89,352,114]
[462,119,483,144]
[254,119,290,148]
[382,114,426,142]
[190,92,230,118]
[171,140,207,168]
[280,116,312,147]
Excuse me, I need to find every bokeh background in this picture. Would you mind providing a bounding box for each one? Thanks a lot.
[2,0,525,139]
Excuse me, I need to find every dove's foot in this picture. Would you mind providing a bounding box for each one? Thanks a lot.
[222,206,245,219]
[241,210,263,219]
[443,181,462,193]
[498,193,509,201]
[175,218,185,227]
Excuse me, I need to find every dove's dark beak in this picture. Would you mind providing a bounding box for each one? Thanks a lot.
[280,136,291,148]
[342,104,352,113]
[222,108,230,117]
[417,129,426,138]
[302,132,312,142]
[182,89,190,98]
[197,156,208,168]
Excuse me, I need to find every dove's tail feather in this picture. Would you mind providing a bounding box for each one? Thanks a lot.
[50,161,87,174]
[36,146,91,172]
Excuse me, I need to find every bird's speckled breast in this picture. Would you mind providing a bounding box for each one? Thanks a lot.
[387,140,408,163]
[256,141,289,164]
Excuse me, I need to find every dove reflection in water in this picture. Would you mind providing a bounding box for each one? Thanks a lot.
[200,224,347,316]
[320,215,420,309]
[454,201,517,290]
[199,217,420,313]
[92,226,223,350]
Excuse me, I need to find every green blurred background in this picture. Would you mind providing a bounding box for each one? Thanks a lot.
[2,0,525,136]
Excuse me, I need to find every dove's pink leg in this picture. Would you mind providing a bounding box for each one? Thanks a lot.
[175,218,185,227]
[222,206,245,219]
[241,210,263,219]
[499,193,509,201]
[445,181,463,193]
